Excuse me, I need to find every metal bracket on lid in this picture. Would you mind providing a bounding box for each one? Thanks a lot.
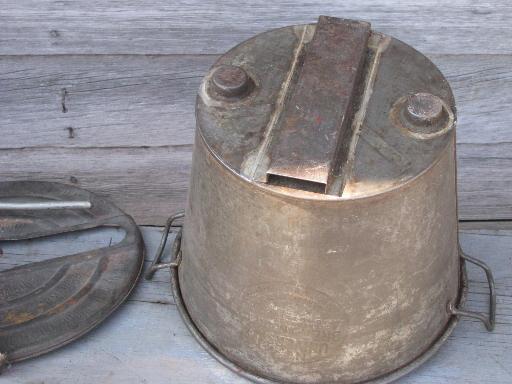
[264,16,371,195]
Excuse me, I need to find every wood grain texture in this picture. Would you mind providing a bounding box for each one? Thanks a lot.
[0,55,214,148]
[1,224,511,383]
[1,0,512,55]
[0,147,191,225]
[437,54,512,221]
[2,54,511,149]
[1,54,512,222]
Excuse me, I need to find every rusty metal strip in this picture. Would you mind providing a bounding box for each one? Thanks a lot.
[264,16,370,193]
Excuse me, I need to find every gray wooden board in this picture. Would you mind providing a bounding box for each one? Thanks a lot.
[1,0,512,55]
[1,54,512,222]
[0,223,511,383]
[0,147,191,226]
[0,55,212,148]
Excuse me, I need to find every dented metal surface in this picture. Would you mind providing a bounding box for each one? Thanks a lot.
[175,15,481,384]
[0,181,144,367]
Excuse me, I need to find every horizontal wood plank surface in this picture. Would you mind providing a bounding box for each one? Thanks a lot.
[0,55,212,148]
[1,54,511,223]
[1,224,511,383]
[1,0,512,55]
[0,147,191,224]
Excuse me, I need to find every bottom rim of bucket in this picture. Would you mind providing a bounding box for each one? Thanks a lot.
[170,260,467,384]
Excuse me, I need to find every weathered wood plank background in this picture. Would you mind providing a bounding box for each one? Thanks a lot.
[1,1,512,224]
[1,1,511,55]
[1,2,511,383]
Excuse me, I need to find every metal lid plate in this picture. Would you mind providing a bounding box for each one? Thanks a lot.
[0,181,144,366]
[196,16,456,199]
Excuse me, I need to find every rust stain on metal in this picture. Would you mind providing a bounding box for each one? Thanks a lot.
[265,16,371,194]
[3,311,34,325]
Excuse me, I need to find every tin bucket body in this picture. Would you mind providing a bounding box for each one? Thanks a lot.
[176,16,467,384]
[179,133,459,383]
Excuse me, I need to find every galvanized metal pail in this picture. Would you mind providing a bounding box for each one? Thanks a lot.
[147,16,495,384]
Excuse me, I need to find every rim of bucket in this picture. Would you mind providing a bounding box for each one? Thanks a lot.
[170,256,467,384]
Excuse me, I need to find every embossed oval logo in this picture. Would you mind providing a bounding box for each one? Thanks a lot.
[240,282,345,365]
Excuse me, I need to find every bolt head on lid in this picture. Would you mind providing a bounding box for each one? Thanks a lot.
[405,93,444,125]
[210,65,251,98]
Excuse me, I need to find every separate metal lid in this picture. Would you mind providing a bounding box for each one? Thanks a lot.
[196,16,456,199]
[0,181,144,367]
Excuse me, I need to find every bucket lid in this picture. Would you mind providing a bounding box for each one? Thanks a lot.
[0,181,144,366]
[196,16,456,199]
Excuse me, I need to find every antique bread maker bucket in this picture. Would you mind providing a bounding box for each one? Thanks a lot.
[147,16,496,384]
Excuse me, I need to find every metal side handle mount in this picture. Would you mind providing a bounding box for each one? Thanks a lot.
[145,212,184,280]
[449,250,496,331]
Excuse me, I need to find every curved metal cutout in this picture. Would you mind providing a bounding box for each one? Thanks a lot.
[0,181,144,369]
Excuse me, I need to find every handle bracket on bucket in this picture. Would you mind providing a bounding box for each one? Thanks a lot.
[449,250,496,331]
[145,212,184,280]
